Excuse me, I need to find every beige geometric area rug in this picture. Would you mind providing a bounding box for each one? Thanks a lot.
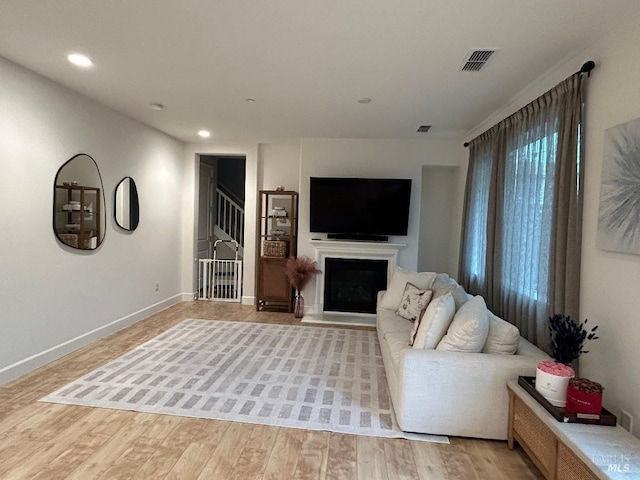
[41,319,447,443]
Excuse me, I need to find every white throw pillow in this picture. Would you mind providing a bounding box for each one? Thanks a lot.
[396,283,433,322]
[436,295,490,353]
[482,313,520,354]
[411,293,455,348]
[378,267,436,311]
[432,278,469,311]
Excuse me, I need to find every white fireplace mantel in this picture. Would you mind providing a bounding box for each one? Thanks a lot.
[309,239,406,315]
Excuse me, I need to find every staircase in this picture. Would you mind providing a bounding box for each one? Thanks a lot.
[215,188,244,258]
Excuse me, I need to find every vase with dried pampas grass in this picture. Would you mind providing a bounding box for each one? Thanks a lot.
[285,256,321,318]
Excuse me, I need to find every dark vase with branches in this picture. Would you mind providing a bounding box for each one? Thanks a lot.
[285,256,321,318]
[549,314,599,366]
[536,314,599,407]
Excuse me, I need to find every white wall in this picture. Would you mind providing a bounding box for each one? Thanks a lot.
[0,57,186,384]
[419,166,460,276]
[259,143,301,192]
[466,15,640,437]
[296,138,466,306]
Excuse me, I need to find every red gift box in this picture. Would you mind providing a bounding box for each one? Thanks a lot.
[566,384,603,415]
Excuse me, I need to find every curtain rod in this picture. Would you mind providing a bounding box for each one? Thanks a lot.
[463,60,596,147]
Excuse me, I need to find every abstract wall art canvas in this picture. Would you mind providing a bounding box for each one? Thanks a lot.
[597,117,640,254]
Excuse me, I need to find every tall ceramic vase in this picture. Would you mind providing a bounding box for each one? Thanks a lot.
[294,291,304,318]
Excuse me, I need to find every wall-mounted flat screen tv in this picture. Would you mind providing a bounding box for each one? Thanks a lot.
[310,177,412,237]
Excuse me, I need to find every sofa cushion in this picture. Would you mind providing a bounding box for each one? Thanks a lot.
[432,278,469,311]
[431,272,451,288]
[377,307,413,339]
[436,295,490,353]
[384,331,412,372]
[482,313,520,355]
[396,283,434,322]
[378,267,436,311]
[411,293,456,348]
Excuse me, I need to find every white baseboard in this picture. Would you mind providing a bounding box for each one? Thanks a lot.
[0,293,184,386]
[242,295,256,306]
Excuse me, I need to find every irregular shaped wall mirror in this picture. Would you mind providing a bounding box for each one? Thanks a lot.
[53,153,106,250]
[114,176,139,231]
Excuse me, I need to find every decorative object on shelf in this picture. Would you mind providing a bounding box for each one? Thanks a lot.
[535,314,600,407]
[535,360,575,407]
[276,185,285,191]
[285,256,321,319]
[566,378,604,415]
[53,153,106,251]
[269,206,287,217]
[517,376,616,425]
[263,240,286,258]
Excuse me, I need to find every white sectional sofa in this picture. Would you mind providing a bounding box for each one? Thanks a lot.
[376,270,549,440]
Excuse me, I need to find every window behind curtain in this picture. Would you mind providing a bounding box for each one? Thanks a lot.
[501,129,558,304]
[459,74,584,347]
[463,148,491,290]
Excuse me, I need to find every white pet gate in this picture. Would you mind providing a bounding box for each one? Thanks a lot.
[198,240,243,302]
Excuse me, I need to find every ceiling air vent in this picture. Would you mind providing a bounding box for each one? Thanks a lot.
[417,125,431,133]
[461,49,497,72]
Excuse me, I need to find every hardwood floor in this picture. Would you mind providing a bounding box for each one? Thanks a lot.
[0,301,543,479]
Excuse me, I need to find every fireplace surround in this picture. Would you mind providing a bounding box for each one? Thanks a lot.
[308,240,406,320]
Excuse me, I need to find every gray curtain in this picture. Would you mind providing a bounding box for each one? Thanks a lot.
[459,74,584,348]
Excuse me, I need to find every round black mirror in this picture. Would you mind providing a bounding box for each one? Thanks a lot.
[114,177,139,231]
[53,154,106,250]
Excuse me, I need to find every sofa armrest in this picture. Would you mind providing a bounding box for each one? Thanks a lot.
[392,344,550,439]
[400,346,548,377]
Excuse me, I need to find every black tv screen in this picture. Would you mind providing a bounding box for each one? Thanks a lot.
[310,177,411,236]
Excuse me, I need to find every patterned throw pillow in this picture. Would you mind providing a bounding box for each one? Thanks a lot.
[396,282,433,322]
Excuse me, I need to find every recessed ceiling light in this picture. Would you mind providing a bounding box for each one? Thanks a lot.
[245,98,256,103]
[149,103,165,111]
[67,53,94,68]
[357,97,372,104]
[198,130,211,138]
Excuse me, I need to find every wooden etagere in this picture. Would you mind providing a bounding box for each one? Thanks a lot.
[256,190,299,312]
[54,184,101,250]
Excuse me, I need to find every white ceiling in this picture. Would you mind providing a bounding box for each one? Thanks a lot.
[0,1,638,143]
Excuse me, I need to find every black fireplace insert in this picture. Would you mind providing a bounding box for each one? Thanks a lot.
[323,258,387,314]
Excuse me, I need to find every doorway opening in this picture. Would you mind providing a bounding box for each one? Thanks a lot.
[197,155,246,300]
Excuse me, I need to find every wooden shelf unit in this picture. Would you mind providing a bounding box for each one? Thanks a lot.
[54,184,101,250]
[256,190,299,312]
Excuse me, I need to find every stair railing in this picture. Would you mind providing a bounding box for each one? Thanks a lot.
[216,188,244,246]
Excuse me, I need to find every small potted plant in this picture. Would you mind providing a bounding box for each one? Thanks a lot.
[285,256,321,318]
[535,314,599,407]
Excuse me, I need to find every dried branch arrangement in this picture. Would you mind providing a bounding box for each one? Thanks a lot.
[549,314,599,365]
[285,256,321,292]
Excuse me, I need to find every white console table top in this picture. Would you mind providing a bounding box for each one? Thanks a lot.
[508,380,640,479]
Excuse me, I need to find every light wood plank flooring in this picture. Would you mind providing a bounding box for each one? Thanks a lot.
[0,301,543,479]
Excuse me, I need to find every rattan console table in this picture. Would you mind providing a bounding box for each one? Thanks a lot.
[507,380,640,479]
